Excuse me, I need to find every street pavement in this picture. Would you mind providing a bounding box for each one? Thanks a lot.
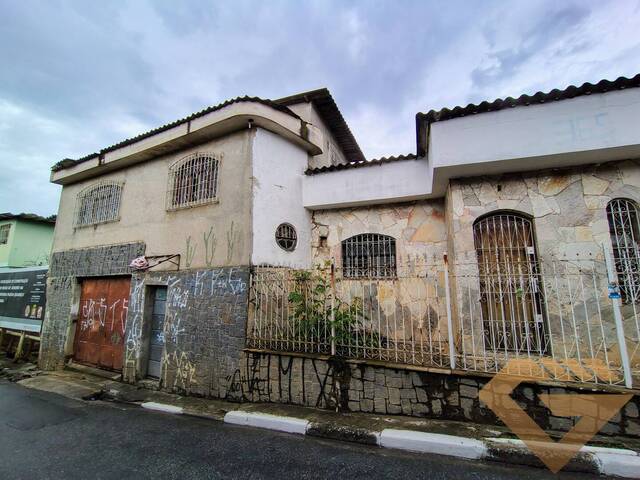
[0,380,609,479]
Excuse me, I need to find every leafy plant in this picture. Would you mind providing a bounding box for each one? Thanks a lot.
[287,269,379,351]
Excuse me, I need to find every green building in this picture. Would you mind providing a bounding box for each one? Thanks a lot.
[0,213,55,268]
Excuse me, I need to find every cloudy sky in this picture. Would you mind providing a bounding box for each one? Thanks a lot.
[1,0,639,216]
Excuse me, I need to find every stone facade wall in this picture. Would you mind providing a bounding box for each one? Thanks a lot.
[311,200,447,267]
[445,160,640,371]
[230,351,640,438]
[123,267,249,398]
[39,242,145,370]
[447,160,640,264]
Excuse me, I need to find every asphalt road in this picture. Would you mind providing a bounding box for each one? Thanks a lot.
[0,380,607,480]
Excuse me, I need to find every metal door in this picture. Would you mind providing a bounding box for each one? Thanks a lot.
[147,287,167,378]
[74,277,131,371]
[473,213,548,354]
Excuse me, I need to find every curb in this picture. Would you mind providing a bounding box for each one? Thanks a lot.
[379,429,486,460]
[141,402,184,414]
[224,411,309,435]
[221,411,640,478]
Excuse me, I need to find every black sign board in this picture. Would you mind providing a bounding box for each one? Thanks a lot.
[0,269,47,320]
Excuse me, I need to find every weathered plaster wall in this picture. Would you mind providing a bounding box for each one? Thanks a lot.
[286,102,347,170]
[251,128,312,268]
[230,351,640,438]
[311,200,447,267]
[10,221,54,267]
[0,220,15,267]
[123,266,249,397]
[52,131,253,270]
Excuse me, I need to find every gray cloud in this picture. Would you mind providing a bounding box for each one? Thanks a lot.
[0,0,639,216]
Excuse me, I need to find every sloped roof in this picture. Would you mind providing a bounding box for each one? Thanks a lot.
[416,73,640,156]
[52,96,300,172]
[0,213,56,225]
[275,88,366,164]
[305,154,417,175]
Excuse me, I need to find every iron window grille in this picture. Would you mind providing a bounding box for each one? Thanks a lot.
[607,198,640,304]
[473,212,548,354]
[74,181,123,227]
[167,152,219,210]
[342,233,397,278]
[275,223,297,251]
[0,224,10,245]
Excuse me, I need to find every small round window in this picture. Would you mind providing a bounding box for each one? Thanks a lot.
[275,223,297,251]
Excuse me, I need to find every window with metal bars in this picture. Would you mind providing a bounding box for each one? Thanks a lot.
[0,224,10,245]
[341,233,396,278]
[167,152,219,210]
[275,223,297,251]
[607,198,640,304]
[75,181,123,227]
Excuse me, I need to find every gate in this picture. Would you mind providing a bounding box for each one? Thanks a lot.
[74,277,131,371]
[473,213,548,354]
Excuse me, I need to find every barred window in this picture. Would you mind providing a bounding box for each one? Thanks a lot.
[0,224,10,245]
[75,181,123,227]
[607,198,640,303]
[167,152,219,210]
[275,223,297,251]
[342,233,396,278]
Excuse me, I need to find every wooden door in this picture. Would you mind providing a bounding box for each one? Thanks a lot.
[74,277,131,371]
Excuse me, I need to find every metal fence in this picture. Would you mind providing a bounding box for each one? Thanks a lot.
[246,255,639,389]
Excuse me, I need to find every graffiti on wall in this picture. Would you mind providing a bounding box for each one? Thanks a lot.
[123,267,248,395]
[225,353,343,409]
[183,223,244,269]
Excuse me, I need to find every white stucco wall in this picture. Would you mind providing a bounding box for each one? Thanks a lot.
[429,88,640,173]
[286,102,348,169]
[303,156,433,209]
[251,128,312,267]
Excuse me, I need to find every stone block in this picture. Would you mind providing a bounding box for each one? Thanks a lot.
[625,402,639,419]
[375,384,389,399]
[361,399,374,412]
[416,388,429,403]
[387,376,403,388]
[431,399,442,416]
[387,404,402,414]
[400,388,417,401]
[459,384,478,399]
[362,367,375,381]
[374,398,387,413]
[389,388,401,405]
[549,416,574,432]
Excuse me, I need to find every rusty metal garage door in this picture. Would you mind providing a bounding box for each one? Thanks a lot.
[74,277,131,371]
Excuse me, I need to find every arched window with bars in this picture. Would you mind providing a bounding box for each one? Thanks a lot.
[606,198,640,304]
[75,181,123,227]
[341,233,396,278]
[473,212,548,354]
[167,152,219,210]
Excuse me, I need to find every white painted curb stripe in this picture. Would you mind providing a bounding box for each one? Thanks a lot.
[224,411,309,435]
[143,405,639,477]
[595,453,640,479]
[379,429,487,460]
[141,402,184,414]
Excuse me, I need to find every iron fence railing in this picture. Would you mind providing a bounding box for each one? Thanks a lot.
[246,254,639,389]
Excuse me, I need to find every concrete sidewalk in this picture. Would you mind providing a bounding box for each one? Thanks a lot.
[9,364,640,478]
